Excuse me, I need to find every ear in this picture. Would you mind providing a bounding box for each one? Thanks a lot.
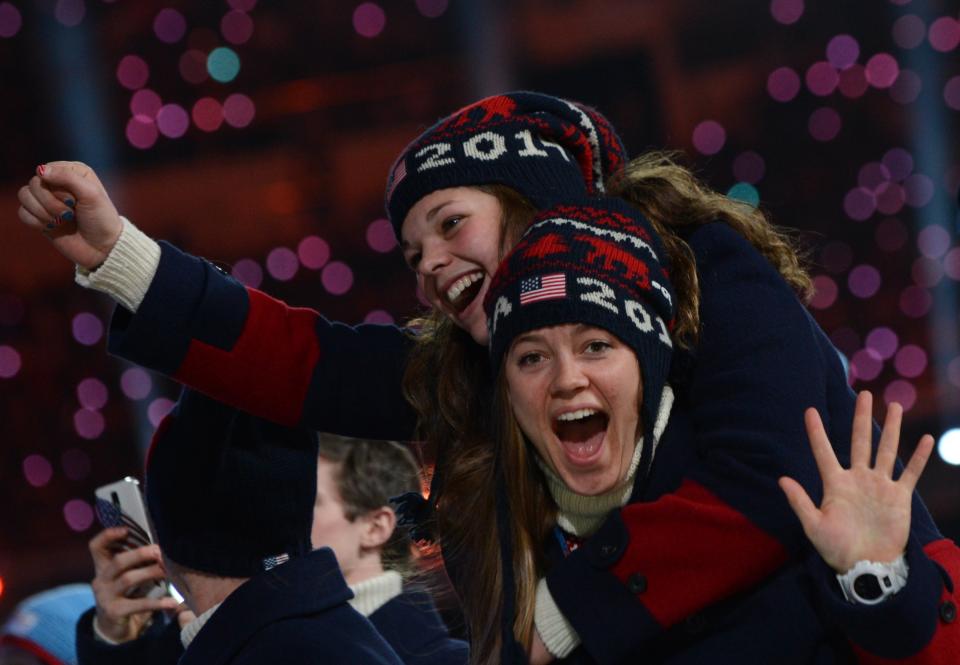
[359,506,397,550]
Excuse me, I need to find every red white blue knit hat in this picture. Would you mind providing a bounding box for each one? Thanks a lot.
[385,91,627,237]
[484,196,675,485]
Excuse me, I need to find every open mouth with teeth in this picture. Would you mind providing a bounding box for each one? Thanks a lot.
[554,408,609,464]
[445,271,485,314]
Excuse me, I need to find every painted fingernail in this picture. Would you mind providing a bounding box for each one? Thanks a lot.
[46,222,55,230]
[36,164,46,177]
[64,198,75,208]
[60,209,74,222]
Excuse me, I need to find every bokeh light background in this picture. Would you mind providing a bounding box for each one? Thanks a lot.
[1,0,959,616]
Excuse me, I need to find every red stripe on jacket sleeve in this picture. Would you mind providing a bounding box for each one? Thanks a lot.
[175,289,321,427]
[852,539,960,665]
[610,479,789,628]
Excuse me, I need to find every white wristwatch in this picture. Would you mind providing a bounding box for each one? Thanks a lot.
[836,555,909,605]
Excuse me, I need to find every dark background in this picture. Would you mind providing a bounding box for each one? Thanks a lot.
[1,0,959,618]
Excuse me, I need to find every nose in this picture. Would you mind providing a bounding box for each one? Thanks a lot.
[418,238,451,276]
[550,354,589,396]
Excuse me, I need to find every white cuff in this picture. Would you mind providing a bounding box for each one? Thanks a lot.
[534,578,581,658]
[75,217,161,313]
[92,616,126,644]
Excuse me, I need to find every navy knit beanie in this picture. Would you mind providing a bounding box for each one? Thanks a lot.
[484,197,676,481]
[144,390,318,578]
[385,91,627,238]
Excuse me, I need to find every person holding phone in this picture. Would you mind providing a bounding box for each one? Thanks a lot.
[75,411,465,665]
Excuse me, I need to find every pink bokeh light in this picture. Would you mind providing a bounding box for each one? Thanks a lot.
[266,247,300,281]
[321,261,354,295]
[366,219,397,253]
[948,357,960,388]
[809,275,838,309]
[64,499,95,532]
[691,120,726,155]
[928,16,960,52]
[858,162,891,191]
[222,10,254,45]
[865,53,900,89]
[767,67,801,102]
[770,0,804,25]
[121,367,152,400]
[77,377,108,411]
[883,380,917,411]
[148,398,175,427]
[917,225,951,259]
[943,247,960,281]
[0,3,23,38]
[23,454,53,488]
[224,93,255,128]
[353,2,386,38]
[866,327,899,360]
[231,258,263,288]
[117,55,149,91]
[805,61,839,96]
[826,34,859,69]
[875,182,905,215]
[131,89,162,121]
[72,312,104,346]
[153,8,186,44]
[0,345,21,378]
[298,236,331,270]
[843,187,876,221]
[74,408,105,440]
[157,104,190,139]
[894,345,927,378]
[848,265,882,298]
[892,14,925,49]
[851,348,883,382]
[192,97,224,132]
[126,117,158,150]
[882,148,914,181]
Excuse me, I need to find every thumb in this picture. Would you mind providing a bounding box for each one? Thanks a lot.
[778,476,821,537]
[37,161,106,204]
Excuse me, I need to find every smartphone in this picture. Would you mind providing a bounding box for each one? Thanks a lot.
[94,477,182,602]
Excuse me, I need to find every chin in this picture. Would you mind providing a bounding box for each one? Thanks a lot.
[467,320,489,345]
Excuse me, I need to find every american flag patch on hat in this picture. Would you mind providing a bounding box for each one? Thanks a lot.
[262,553,290,571]
[519,273,566,305]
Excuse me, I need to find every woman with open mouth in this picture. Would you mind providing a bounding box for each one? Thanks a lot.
[478,197,942,664]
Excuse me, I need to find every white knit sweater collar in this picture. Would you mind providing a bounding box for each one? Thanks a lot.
[348,570,404,617]
[536,385,674,537]
[180,602,221,649]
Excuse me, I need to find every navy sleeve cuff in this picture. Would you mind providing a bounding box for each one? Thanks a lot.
[807,534,942,659]
[108,241,249,375]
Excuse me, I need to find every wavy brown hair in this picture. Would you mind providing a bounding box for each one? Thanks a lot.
[401,153,811,663]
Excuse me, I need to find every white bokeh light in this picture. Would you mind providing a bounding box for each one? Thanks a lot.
[937,428,960,466]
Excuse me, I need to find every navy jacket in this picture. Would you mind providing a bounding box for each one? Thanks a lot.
[106,222,960,662]
[76,582,465,665]
[77,549,401,665]
[370,588,468,665]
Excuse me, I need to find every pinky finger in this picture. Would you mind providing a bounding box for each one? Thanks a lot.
[899,434,934,493]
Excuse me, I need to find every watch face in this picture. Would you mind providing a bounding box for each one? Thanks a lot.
[853,573,884,601]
